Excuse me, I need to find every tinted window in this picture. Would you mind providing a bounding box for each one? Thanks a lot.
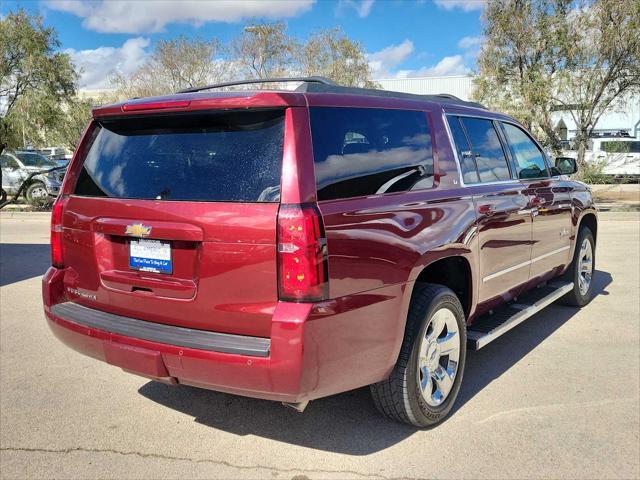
[1,155,19,169]
[74,110,284,202]
[447,116,479,184]
[310,107,434,201]
[601,141,640,153]
[460,118,511,182]
[502,123,549,179]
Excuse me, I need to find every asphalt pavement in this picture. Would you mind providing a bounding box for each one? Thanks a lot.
[1,211,638,479]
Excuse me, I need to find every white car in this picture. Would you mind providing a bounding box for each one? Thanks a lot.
[563,136,640,176]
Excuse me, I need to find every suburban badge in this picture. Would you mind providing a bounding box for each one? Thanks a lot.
[125,223,152,237]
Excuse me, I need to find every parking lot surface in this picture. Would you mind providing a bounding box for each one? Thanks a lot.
[1,212,639,479]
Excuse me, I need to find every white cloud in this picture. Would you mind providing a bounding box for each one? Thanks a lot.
[338,0,375,18]
[434,0,486,12]
[458,36,482,49]
[394,55,470,78]
[66,37,150,89]
[368,40,414,77]
[45,0,315,33]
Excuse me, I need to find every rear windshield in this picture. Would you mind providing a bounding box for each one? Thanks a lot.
[74,110,284,202]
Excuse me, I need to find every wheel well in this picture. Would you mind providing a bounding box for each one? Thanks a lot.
[580,213,597,243]
[413,256,472,316]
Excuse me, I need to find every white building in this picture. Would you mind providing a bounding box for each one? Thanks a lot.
[377,75,640,140]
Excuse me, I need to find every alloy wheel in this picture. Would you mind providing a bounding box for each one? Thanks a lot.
[417,307,461,407]
[578,238,593,296]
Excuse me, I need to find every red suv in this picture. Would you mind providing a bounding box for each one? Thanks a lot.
[42,77,597,427]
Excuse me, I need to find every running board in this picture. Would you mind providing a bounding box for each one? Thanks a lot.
[467,281,574,350]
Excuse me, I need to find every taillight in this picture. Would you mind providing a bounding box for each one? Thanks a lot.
[50,196,68,268]
[277,203,329,302]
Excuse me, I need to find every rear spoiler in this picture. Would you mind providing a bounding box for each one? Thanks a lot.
[92,92,305,118]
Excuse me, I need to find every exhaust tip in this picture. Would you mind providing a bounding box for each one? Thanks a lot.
[282,400,309,413]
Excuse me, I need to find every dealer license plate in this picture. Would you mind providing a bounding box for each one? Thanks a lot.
[129,239,172,274]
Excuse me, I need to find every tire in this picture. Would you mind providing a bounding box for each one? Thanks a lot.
[370,284,467,427]
[24,182,48,204]
[560,226,596,307]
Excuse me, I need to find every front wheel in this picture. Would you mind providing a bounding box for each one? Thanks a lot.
[370,284,467,427]
[24,182,49,204]
[561,226,596,307]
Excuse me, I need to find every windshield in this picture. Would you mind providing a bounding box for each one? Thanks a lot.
[15,152,58,168]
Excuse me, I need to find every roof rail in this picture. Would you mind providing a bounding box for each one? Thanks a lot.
[176,76,487,109]
[177,76,337,94]
[296,81,487,109]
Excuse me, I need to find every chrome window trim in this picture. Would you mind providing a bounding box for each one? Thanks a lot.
[443,111,554,187]
[482,245,571,283]
[443,112,520,188]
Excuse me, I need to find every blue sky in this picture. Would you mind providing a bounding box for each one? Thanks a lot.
[1,0,485,89]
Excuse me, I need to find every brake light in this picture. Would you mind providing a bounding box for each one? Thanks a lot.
[277,204,329,302]
[50,196,68,268]
[122,100,191,112]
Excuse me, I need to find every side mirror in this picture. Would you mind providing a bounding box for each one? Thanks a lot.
[555,157,577,175]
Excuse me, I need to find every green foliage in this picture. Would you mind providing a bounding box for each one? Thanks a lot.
[232,22,298,80]
[46,97,94,151]
[576,159,612,184]
[115,22,378,98]
[301,28,379,88]
[0,9,77,150]
[111,36,226,98]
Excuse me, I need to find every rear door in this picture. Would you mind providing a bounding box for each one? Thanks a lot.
[447,115,532,303]
[61,109,285,338]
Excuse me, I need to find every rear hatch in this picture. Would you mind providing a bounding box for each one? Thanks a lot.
[59,108,285,338]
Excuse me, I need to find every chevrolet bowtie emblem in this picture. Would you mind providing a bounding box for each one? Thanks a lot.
[125,223,152,237]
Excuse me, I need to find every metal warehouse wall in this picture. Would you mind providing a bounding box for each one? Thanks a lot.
[376,75,475,100]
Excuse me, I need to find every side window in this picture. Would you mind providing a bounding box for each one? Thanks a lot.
[309,107,434,201]
[447,116,479,184]
[460,117,511,183]
[0,155,19,169]
[502,123,549,179]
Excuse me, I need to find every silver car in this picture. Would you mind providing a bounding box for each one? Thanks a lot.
[0,151,64,202]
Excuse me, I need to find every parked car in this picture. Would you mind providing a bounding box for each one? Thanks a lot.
[562,135,640,179]
[0,150,65,202]
[42,77,597,427]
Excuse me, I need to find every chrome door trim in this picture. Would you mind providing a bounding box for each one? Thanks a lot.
[482,245,571,283]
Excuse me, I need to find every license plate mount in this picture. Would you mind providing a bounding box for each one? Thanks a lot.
[129,239,172,274]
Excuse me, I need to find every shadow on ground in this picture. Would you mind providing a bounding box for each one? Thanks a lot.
[139,270,612,455]
[0,243,50,287]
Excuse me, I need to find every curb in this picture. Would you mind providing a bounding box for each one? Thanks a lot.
[0,211,52,219]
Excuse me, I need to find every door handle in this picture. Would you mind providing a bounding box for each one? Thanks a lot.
[478,204,496,216]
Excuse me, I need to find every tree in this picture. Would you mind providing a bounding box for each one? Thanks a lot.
[46,97,94,151]
[231,22,298,81]
[554,0,640,165]
[0,9,77,152]
[112,36,228,98]
[301,28,379,88]
[473,0,570,152]
[474,0,640,166]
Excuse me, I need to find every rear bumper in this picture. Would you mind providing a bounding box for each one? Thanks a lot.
[43,267,409,402]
